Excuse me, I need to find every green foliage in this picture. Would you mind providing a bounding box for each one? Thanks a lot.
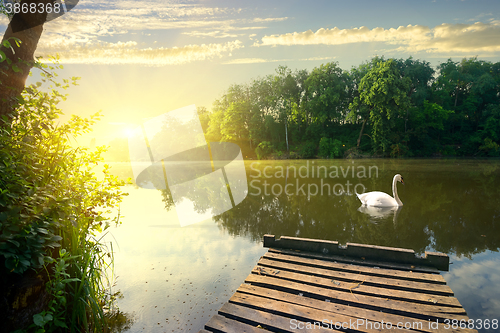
[330,139,343,158]
[353,59,411,155]
[0,58,129,331]
[441,146,456,156]
[31,249,77,332]
[479,138,500,156]
[479,104,500,143]
[0,37,22,84]
[318,137,344,158]
[394,57,435,107]
[318,137,330,158]
[204,56,499,159]
[390,143,409,158]
[406,101,454,155]
[255,141,273,160]
[221,101,252,142]
[420,101,454,131]
[298,141,317,159]
[304,62,350,125]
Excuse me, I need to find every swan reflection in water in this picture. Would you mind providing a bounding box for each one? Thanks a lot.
[357,205,402,224]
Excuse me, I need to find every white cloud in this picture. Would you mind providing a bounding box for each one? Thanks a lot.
[223,58,269,64]
[443,254,500,319]
[0,16,8,26]
[36,40,243,66]
[38,1,286,42]
[304,56,337,61]
[182,30,241,38]
[29,0,274,65]
[30,0,285,64]
[252,17,289,23]
[467,13,493,22]
[181,25,270,39]
[257,25,431,46]
[223,55,336,64]
[3,0,288,65]
[423,22,500,53]
[43,10,243,39]
[256,21,500,54]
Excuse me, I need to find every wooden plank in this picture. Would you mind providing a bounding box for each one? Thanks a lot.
[218,302,337,333]
[230,292,397,333]
[269,248,440,274]
[264,251,447,284]
[204,314,263,333]
[237,283,469,333]
[198,330,211,333]
[251,265,461,307]
[257,258,453,296]
[264,235,449,270]
[201,239,473,333]
[344,242,449,271]
[245,274,468,319]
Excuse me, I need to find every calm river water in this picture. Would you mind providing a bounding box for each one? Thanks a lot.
[103,159,500,333]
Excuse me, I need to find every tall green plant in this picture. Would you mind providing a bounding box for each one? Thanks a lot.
[0,56,129,332]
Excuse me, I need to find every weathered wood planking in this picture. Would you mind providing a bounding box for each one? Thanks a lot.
[256,258,454,295]
[200,236,475,333]
[264,235,449,271]
[268,248,441,274]
[264,250,446,283]
[203,314,264,333]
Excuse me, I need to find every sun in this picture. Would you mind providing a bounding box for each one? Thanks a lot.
[122,127,136,138]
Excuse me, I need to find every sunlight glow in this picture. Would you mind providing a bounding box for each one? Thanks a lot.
[122,127,136,138]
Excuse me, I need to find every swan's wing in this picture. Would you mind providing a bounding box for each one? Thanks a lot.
[357,191,385,204]
[360,191,398,207]
[356,192,371,203]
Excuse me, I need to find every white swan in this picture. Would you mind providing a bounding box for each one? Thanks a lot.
[356,174,404,207]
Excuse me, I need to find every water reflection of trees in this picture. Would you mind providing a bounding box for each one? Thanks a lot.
[159,160,500,257]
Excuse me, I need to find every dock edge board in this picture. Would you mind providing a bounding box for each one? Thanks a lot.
[263,234,449,271]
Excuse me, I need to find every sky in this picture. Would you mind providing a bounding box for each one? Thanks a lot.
[2,0,500,144]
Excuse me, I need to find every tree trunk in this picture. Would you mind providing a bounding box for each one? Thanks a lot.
[284,117,289,153]
[0,1,52,121]
[356,118,367,147]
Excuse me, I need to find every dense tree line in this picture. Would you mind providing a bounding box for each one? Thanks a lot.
[201,57,500,159]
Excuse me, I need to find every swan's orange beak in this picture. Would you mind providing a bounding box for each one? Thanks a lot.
[400,178,405,185]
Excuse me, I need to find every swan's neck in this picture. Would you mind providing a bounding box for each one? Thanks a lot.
[392,176,403,206]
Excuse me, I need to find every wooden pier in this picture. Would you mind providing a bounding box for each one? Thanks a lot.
[200,235,476,333]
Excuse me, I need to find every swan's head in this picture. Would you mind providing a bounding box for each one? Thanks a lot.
[395,174,404,185]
